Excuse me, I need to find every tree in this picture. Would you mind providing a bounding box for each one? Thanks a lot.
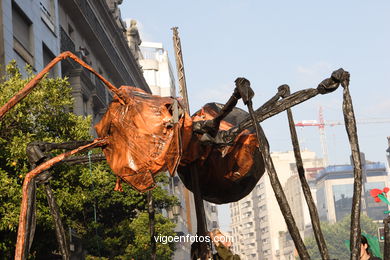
[125,212,177,259]
[305,214,381,259]
[0,62,178,259]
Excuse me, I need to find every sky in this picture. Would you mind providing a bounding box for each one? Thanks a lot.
[121,1,390,231]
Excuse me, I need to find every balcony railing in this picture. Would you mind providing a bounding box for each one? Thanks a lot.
[60,26,75,53]
[94,77,106,105]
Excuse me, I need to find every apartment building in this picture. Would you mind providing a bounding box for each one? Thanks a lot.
[230,150,323,260]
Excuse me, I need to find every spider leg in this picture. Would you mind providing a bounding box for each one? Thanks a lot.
[219,69,348,142]
[15,138,107,260]
[235,78,311,259]
[0,51,125,120]
[281,85,330,259]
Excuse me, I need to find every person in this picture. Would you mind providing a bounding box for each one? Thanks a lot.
[360,235,382,260]
[209,229,240,260]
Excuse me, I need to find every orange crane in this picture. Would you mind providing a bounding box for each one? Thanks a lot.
[295,106,390,166]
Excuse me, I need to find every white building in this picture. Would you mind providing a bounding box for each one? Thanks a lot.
[230,150,323,260]
[139,41,176,97]
[316,157,389,223]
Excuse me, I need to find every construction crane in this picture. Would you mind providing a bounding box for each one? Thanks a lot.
[295,106,390,166]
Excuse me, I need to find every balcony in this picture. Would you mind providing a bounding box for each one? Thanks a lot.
[60,26,75,53]
[93,77,107,107]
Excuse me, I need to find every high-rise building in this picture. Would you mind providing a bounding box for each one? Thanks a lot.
[279,165,323,259]
[316,158,389,223]
[230,150,323,260]
[139,41,176,97]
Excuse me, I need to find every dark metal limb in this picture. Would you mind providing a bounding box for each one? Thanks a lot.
[44,182,70,260]
[384,216,390,260]
[0,51,124,121]
[15,138,107,260]
[219,70,345,144]
[335,69,362,260]
[147,191,156,260]
[61,154,106,165]
[281,85,330,260]
[26,142,99,260]
[22,180,36,259]
[236,78,310,259]
[190,164,210,260]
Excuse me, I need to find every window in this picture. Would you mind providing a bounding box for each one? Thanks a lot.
[12,3,32,52]
[212,221,218,229]
[68,24,74,39]
[83,95,89,116]
[42,44,56,77]
[40,0,55,32]
[12,2,34,66]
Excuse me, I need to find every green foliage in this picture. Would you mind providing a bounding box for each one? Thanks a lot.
[125,212,176,259]
[305,214,381,259]
[0,62,178,259]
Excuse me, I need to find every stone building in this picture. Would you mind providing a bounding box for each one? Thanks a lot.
[58,0,149,126]
[0,0,150,128]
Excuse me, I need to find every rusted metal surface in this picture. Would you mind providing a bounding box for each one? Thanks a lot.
[95,86,192,192]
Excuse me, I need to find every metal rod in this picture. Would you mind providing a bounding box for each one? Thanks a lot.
[247,99,310,259]
[190,164,210,260]
[147,191,156,260]
[384,216,390,260]
[15,138,107,260]
[45,182,70,260]
[0,51,124,120]
[230,69,343,137]
[336,69,363,260]
[171,27,190,113]
[234,77,310,259]
[171,26,193,236]
[282,85,330,260]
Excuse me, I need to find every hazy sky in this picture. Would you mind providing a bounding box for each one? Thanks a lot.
[121,1,390,231]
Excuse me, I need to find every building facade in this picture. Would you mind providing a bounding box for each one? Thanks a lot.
[230,150,323,260]
[139,41,176,97]
[0,0,61,77]
[0,0,150,128]
[316,157,389,223]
